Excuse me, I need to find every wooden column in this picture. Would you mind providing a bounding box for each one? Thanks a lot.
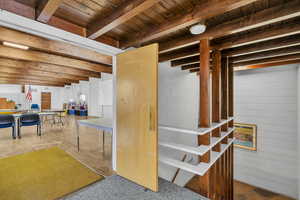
[212,50,221,200]
[228,61,234,199]
[198,39,211,197]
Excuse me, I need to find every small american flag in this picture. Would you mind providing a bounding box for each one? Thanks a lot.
[26,86,32,102]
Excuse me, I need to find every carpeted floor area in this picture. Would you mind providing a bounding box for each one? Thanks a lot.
[63,175,208,200]
[0,147,103,200]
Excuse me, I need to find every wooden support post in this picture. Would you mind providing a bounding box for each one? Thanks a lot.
[212,50,221,153]
[228,62,234,128]
[228,61,234,199]
[198,39,211,198]
[221,57,229,132]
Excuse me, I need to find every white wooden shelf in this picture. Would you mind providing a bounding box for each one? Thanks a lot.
[159,128,234,156]
[158,117,234,136]
[159,138,235,176]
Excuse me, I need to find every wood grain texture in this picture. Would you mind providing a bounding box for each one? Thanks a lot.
[159,1,300,53]
[0,65,88,81]
[88,0,161,39]
[235,59,300,71]
[221,57,228,120]
[232,53,300,67]
[116,44,158,192]
[199,39,210,127]
[0,26,112,65]
[223,34,300,57]
[121,0,256,48]
[0,57,100,78]
[230,45,300,63]
[0,45,112,73]
[36,0,63,23]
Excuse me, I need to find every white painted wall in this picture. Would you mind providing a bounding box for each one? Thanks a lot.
[158,62,299,198]
[158,62,199,186]
[24,85,64,110]
[64,75,113,117]
[234,65,298,199]
[0,84,25,108]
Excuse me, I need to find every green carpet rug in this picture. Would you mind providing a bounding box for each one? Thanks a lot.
[0,147,103,200]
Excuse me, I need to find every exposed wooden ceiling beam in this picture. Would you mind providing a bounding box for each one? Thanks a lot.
[0,73,75,84]
[159,0,300,53]
[171,56,200,67]
[87,0,160,39]
[214,17,300,50]
[235,59,300,71]
[159,45,199,62]
[0,80,64,87]
[181,63,200,70]
[36,0,63,23]
[0,45,112,73]
[163,34,300,62]
[121,0,257,48]
[190,68,200,73]
[0,77,66,87]
[230,45,300,63]
[232,53,300,67]
[0,26,112,65]
[0,58,100,78]
[223,34,300,57]
[0,0,119,47]
[0,66,88,81]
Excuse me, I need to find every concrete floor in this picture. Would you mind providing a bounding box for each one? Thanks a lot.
[0,116,295,200]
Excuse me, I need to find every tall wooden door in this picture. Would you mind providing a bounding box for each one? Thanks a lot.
[41,92,51,110]
[116,44,158,191]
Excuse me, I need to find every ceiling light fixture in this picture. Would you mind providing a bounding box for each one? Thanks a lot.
[190,24,206,35]
[3,41,29,50]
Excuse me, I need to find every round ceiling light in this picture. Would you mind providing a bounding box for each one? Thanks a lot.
[190,24,206,35]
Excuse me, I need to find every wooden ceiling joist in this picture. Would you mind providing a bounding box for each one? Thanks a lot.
[0,58,100,78]
[87,0,160,39]
[121,0,257,48]
[36,0,63,23]
[159,45,199,62]
[0,45,112,73]
[0,73,75,84]
[214,17,300,50]
[171,56,200,67]
[181,63,200,70]
[235,59,300,71]
[223,34,300,57]
[0,66,88,81]
[0,78,66,87]
[0,80,64,87]
[159,0,300,53]
[230,45,300,63]
[232,53,300,67]
[0,27,112,65]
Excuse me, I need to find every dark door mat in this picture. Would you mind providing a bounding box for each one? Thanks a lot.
[62,175,208,200]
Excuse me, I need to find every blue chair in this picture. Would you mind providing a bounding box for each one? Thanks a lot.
[18,114,41,138]
[0,115,16,139]
[31,104,39,111]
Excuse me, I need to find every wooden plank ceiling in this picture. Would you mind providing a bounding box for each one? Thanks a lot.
[0,0,299,86]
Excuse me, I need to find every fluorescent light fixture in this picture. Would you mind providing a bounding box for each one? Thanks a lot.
[3,41,29,50]
[190,24,206,35]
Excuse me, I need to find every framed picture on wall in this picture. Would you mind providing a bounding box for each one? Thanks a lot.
[234,123,257,151]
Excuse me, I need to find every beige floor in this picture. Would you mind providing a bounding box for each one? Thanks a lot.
[0,115,113,177]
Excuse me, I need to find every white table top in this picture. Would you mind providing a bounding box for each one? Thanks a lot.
[77,118,113,132]
[12,112,57,117]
